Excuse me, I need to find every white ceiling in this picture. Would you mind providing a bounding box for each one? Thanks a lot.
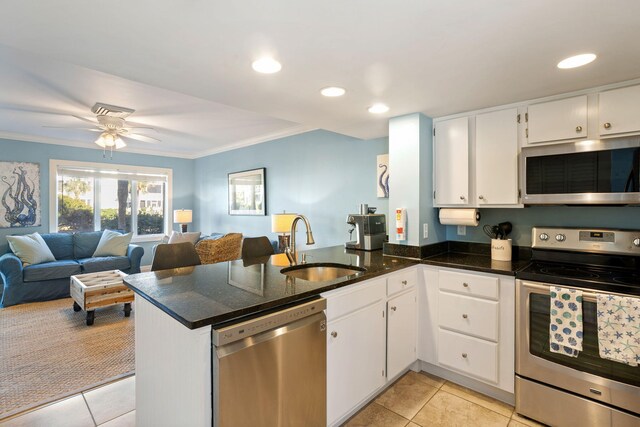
[1,0,640,157]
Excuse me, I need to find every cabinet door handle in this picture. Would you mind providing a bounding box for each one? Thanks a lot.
[462,314,468,319]
[331,331,338,338]
[390,306,397,311]
[478,195,484,200]
[401,280,408,285]
[462,282,469,288]
[459,195,465,200]
[604,122,612,129]
[575,125,582,133]
[462,353,468,358]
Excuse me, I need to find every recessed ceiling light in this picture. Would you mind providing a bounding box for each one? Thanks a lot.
[368,103,389,114]
[252,57,282,74]
[557,53,597,69]
[321,87,346,97]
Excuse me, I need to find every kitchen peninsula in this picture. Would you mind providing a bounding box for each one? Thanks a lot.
[124,246,416,427]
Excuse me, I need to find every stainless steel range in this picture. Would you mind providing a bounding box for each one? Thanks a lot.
[516,227,640,427]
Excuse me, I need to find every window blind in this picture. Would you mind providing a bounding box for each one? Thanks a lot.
[57,166,168,182]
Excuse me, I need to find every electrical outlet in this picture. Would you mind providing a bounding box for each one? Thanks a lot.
[423,223,429,239]
[457,225,466,236]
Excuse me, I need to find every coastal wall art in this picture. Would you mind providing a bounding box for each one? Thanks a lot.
[377,154,389,198]
[0,162,41,228]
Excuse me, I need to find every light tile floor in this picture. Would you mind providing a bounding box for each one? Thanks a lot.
[344,371,547,427]
[0,376,135,427]
[0,371,546,427]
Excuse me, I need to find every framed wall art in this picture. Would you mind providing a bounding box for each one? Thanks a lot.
[228,168,266,216]
[0,161,41,228]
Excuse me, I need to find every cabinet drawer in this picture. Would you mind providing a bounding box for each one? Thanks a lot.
[387,268,416,296]
[438,292,498,341]
[323,278,386,322]
[438,329,498,384]
[439,270,498,300]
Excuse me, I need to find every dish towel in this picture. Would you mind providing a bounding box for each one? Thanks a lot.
[597,294,640,367]
[550,287,583,357]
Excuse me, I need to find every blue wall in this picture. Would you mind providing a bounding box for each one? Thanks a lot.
[0,138,195,264]
[194,130,389,249]
[447,206,640,246]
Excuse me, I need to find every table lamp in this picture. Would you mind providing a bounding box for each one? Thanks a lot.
[174,209,193,232]
[271,212,297,252]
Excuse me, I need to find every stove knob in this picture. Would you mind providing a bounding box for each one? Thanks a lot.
[633,238,640,247]
[539,233,549,241]
[555,234,566,242]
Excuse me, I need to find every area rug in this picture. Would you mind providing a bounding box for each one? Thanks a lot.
[0,297,135,419]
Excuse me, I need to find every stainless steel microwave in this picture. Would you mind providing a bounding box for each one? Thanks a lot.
[521,137,640,205]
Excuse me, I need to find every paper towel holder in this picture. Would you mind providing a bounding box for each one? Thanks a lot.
[438,208,481,226]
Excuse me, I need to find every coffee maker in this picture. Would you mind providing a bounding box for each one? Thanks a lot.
[345,204,386,251]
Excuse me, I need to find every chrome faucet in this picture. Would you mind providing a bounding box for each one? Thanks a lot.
[285,214,315,266]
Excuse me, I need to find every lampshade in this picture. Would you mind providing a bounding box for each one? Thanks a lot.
[173,209,193,224]
[271,213,297,233]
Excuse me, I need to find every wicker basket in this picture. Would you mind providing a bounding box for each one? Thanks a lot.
[195,233,243,264]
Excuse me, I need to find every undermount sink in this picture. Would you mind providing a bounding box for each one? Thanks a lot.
[280,263,366,282]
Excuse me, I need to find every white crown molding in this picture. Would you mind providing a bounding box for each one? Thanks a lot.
[0,131,196,159]
[191,125,317,159]
[0,125,318,160]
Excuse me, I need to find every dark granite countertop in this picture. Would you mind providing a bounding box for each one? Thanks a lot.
[124,246,417,329]
[421,252,531,276]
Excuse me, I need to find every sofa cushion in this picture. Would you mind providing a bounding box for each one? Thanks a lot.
[78,256,130,273]
[23,260,81,282]
[41,233,74,260]
[93,230,132,257]
[73,231,104,259]
[7,233,57,266]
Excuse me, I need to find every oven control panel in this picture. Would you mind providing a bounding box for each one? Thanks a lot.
[532,227,640,255]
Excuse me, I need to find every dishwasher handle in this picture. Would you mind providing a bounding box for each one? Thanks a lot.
[212,297,326,346]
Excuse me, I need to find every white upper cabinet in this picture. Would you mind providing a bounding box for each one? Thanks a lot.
[599,84,640,136]
[527,95,588,144]
[475,108,519,205]
[434,117,469,205]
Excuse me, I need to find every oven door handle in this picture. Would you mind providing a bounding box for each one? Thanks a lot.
[521,281,605,303]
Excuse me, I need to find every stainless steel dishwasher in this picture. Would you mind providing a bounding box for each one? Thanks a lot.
[212,298,327,427]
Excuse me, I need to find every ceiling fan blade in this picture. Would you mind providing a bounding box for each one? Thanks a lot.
[43,126,102,131]
[71,115,99,125]
[124,126,157,131]
[125,133,161,143]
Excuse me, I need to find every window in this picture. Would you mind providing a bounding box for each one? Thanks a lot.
[50,160,172,241]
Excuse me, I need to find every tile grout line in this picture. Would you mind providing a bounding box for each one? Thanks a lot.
[435,388,515,421]
[81,393,98,427]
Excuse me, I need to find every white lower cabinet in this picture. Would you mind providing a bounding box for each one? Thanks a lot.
[387,288,417,380]
[323,267,418,426]
[326,300,386,426]
[420,265,515,394]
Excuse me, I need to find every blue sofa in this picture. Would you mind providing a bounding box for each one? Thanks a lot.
[0,231,144,307]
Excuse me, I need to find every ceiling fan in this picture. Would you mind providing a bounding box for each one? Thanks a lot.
[45,102,161,151]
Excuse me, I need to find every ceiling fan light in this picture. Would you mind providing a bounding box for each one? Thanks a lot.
[95,133,107,148]
[114,137,126,149]
[103,133,116,147]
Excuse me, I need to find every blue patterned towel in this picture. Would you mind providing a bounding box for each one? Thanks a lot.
[597,294,640,367]
[550,287,583,357]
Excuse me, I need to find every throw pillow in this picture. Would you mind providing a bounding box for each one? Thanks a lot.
[167,231,201,245]
[92,229,133,257]
[7,232,56,266]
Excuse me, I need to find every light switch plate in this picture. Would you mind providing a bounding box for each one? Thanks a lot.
[457,225,466,236]
[423,223,429,239]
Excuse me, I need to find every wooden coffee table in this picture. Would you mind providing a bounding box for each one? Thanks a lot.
[70,270,134,325]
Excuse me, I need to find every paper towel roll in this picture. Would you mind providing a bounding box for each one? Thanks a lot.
[439,208,480,226]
